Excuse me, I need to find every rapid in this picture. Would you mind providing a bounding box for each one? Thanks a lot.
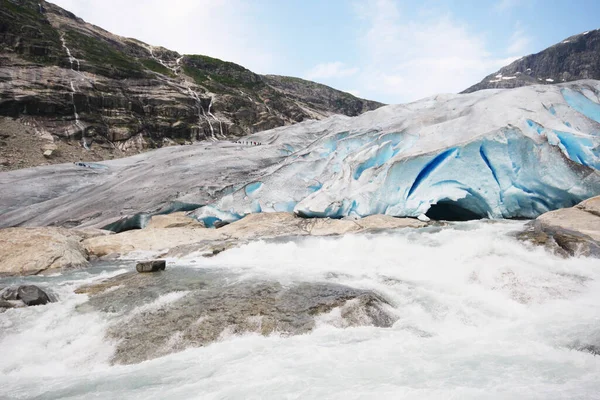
[1,221,599,399]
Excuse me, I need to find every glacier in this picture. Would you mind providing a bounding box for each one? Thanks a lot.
[0,81,599,228]
[192,80,600,224]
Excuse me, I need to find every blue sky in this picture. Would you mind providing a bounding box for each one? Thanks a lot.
[52,0,599,104]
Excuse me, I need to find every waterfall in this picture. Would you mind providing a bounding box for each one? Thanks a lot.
[146,46,180,76]
[242,90,271,113]
[175,56,184,76]
[186,86,217,141]
[60,34,80,72]
[207,97,225,138]
[60,33,87,149]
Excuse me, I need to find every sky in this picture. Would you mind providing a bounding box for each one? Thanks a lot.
[50,0,599,104]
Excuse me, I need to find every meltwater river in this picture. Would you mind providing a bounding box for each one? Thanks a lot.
[1,221,599,399]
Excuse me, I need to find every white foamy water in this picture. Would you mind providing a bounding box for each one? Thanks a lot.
[1,221,600,399]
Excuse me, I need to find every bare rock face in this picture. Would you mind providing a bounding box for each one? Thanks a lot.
[77,269,396,365]
[577,196,600,217]
[0,0,382,169]
[463,29,600,93]
[84,226,214,257]
[0,227,92,276]
[519,196,600,257]
[145,212,204,229]
[83,213,427,258]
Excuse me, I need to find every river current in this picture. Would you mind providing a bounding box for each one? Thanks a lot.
[1,221,599,399]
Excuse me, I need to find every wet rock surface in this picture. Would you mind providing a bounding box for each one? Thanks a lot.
[0,286,19,301]
[136,260,166,273]
[0,285,55,308]
[17,285,52,306]
[0,299,18,311]
[77,268,396,365]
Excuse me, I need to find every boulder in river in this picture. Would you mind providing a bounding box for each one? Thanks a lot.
[136,260,166,273]
[77,268,397,365]
[17,285,52,306]
[519,196,600,257]
[0,285,54,307]
[0,286,19,300]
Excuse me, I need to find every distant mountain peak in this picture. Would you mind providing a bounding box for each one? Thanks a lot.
[463,29,600,93]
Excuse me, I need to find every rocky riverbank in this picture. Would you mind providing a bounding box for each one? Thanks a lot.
[2,195,599,278]
[0,212,427,277]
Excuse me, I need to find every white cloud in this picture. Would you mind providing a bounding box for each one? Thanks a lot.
[507,24,532,55]
[352,0,520,103]
[494,0,520,11]
[50,0,536,105]
[304,62,360,80]
[494,0,534,12]
[50,0,276,73]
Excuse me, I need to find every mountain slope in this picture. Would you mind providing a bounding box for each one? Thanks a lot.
[463,29,600,93]
[0,0,383,169]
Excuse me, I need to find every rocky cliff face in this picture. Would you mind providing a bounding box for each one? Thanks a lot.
[463,29,600,93]
[0,0,383,169]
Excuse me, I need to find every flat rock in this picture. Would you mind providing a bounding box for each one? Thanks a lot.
[84,226,216,257]
[145,212,204,229]
[0,227,90,276]
[70,228,114,240]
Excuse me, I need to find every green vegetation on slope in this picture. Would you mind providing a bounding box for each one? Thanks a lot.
[64,30,145,78]
[0,0,62,65]
[141,59,175,78]
[183,55,264,91]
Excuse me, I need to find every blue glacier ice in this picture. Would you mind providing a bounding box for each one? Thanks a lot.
[245,182,263,196]
[562,88,600,124]
[191,81,600,222]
